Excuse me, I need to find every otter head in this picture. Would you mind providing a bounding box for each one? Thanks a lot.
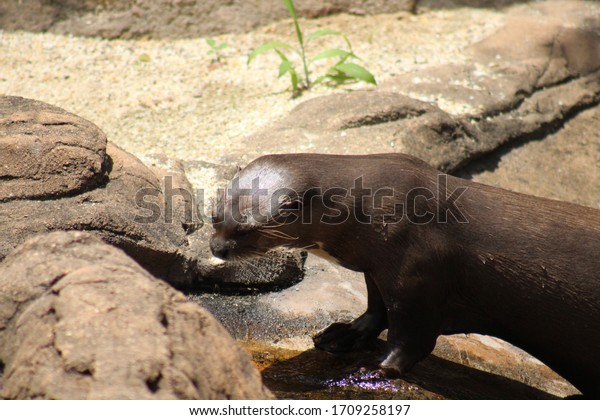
[209,158,306,261]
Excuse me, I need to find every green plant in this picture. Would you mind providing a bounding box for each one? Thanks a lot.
[206,38,228,62]
[248,0,376,97]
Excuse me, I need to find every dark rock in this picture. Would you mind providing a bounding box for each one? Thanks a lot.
[196,249,306,294]
[0,231,273,399]
[193,254,368,345]
[0,0,417,39]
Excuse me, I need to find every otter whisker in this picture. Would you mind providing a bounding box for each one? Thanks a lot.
[257,228,287,238]
[258,229,299,241]
[263,219,294,228]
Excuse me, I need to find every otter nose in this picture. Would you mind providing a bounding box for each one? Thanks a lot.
[210,237,232,260]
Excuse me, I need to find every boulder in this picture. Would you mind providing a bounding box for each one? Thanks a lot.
[0,99,192,285]
[0,95,107,201]
[0,231,273,399]
[0,96,305,292]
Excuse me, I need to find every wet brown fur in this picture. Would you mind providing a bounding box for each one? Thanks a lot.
[210,153,600,397]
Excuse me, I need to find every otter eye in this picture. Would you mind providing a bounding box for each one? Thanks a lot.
[236,224,255,234]
[234,222,260,238]
[277,194,301,216]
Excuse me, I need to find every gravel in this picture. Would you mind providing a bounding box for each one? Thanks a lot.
[0,8,507,167]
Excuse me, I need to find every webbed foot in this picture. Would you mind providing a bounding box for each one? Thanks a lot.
[313,312,385,353]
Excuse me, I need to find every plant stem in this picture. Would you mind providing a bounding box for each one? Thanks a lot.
[299,41,310,89]
[287,0,310,90]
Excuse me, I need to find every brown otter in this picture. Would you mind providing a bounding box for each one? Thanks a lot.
[210,153,600,397]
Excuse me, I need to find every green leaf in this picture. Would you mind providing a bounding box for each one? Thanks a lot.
[274,49,299,94]
[248,42,295,64]
[324,71,355,83]
[207,38,227,51]
[312,74,328,85]
[275,50,294,77]
[290,68,299,94]
[334,62,377,85]
[283,0,304,47]
[311,48,354,63]
[138,53,151,62]
[278,60,294,78]
[306,29,352,50]
[306,29,341,43]
[315,68,355,86]
[282,0,298,21]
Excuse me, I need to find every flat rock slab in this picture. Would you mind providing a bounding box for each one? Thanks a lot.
[0,231,272,399]
[249,338,576,399]
[458,106,600,208]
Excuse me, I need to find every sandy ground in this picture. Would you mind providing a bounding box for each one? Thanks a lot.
[0,8,507,165]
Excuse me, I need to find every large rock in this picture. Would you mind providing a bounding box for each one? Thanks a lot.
[0,95,191,286]
[0,0,417,39]
[0,231,272,399]
[458,106,600,208]
[0,96,304,292]
[0,95,107,201]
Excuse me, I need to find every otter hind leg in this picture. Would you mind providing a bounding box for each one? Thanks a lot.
[313,273,387,353]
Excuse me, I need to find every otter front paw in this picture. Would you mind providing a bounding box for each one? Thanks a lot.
[313,320,379,353]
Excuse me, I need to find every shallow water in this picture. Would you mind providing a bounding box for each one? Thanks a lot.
[242,342,441,400]
[242,341,564,399]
